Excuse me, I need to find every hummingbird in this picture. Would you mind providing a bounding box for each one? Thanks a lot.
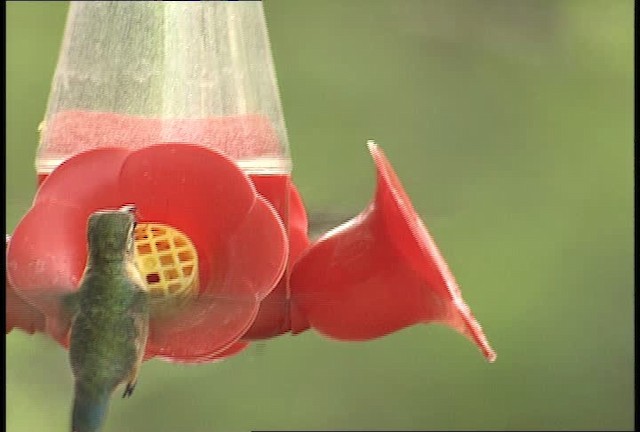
[67,205,149,432]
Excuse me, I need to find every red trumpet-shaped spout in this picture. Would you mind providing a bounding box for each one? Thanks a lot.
[290,142,496,362]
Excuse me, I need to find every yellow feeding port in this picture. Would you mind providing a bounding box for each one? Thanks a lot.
[133,223,199,302]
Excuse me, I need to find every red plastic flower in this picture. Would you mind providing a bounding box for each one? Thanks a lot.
[289,142,496,362]
[8,109,494,363]
[6,144,289,362]
[17,108,312,348]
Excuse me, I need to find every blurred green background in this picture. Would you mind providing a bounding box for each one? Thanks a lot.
[6,1,633,431]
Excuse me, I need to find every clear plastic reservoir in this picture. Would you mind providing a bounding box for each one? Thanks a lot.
[37,1,291,178]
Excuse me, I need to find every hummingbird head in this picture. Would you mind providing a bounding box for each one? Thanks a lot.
[87,207,136,263]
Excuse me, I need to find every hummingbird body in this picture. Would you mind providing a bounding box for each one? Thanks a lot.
[68,208,149,432]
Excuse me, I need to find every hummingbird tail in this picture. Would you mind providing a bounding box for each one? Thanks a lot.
[71,385,111,432]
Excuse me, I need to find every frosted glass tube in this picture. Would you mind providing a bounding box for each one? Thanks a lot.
[38,1,291,175]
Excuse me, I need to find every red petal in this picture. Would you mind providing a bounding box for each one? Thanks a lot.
[35,148,130,208]
[119,144,289,360]
[250,174,310,266]
[118,143,256,291]
[221,195,288,303]
[145,195,287,361]
[290,143,496,362]
[287,182,312,264]
[242,178,311,339]
[287,185,313,334]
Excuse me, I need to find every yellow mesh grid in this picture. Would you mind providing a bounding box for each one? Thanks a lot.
[133,223,199,301]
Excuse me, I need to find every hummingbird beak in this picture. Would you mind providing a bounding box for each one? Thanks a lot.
[119,204,137,215]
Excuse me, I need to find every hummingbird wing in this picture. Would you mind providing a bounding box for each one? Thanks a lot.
[6,279,48,335]
[307,210,355,239]
[6,234,78,337]
[6,286,79,341]
[5,226,77,340]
